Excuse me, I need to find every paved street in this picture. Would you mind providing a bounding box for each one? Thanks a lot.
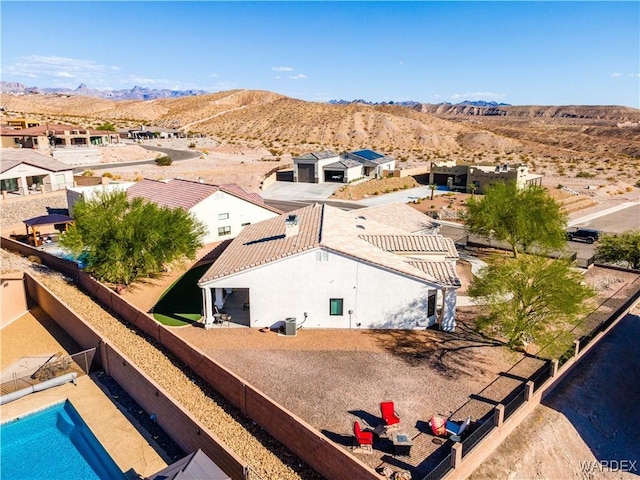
[569,202,640,234]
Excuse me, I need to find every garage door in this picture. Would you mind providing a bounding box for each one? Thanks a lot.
[324,171,344,182]
[297,164,315,183]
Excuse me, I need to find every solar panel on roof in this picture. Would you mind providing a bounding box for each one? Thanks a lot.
[353,149,383,160]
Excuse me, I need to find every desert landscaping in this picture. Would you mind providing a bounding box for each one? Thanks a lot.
[2,90,640,480]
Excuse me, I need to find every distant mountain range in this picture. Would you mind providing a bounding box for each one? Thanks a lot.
[2,82,510,107]
[0,81,208,100]
[329,99,511,107]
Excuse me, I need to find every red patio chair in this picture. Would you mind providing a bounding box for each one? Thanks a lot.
[380,401,401,427]
[429,415,447,436]
[353,421,373,447]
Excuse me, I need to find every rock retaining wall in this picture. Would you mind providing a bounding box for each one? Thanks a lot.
[1,192,68,231]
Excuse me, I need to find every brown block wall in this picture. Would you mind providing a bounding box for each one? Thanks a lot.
[244,386,379,479]
[1,273,28,327]
[23,273,248,480]
[21,254,380,479]
[104,343,248,480]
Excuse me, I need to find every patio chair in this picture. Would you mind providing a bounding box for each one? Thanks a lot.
[353,421,373,452]
[380,401,401,428]
[446,415,471,442]
[429,415,447,437]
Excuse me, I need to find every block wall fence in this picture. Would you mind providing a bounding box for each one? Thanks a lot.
[2,236,379,480]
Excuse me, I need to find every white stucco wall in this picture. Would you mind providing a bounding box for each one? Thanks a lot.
[202,248,440,329]
[190,191,279,244]
[343,165,364,182]
[66,183,135,216]
[1,163,74,193]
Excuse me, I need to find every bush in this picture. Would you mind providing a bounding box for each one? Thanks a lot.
[576,171,596,178]
[557,184,564,189]
[81,169,94,177]
[102,172,114,178]
[155,155,173,166]
[188,142,196,149]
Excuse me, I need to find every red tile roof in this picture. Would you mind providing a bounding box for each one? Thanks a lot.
[0,123,112,136]
[126,178,280,213]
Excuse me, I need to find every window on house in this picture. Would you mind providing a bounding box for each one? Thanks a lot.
[428,293,437,317]
[218,226,231,236]
[241,222,250,227]
[329,298,344,316]
[13,138,20,144]
[218,212,229,220]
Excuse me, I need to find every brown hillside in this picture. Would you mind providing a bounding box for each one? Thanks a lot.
[2,90,639,187]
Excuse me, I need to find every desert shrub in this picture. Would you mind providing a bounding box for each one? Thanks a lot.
[188,142,196,149]
[102,172,114,178]
[81,169,94,177]
[155,155,173,166]
[557,184,564,189]
[576,171,596,178]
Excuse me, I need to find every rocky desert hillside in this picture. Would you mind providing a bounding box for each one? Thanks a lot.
[2,90,639,183]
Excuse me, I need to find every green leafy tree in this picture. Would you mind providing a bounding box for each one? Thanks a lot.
[469,254,595,349]
[460,182,566,257]
[96,121,116,132]
[62,190,205,285]
[595,230,640,269]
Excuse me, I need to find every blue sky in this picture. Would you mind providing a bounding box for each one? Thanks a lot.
[1,1,639,106]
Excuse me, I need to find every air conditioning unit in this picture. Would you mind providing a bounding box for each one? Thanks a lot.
[284,317,297,336]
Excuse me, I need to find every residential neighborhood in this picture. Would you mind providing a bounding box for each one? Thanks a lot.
[1,7,639,475]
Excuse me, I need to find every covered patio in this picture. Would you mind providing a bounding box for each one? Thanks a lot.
[23,214,74,247]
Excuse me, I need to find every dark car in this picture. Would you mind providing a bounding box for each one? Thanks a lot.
[566,228,601,244]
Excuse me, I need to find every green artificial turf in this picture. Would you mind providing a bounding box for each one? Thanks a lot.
[152,263,211,326]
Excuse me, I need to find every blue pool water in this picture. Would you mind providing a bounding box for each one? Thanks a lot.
[41,246,88,268]
[1,401,123,480]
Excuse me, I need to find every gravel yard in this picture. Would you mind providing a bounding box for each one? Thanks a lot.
[1,249,320,480]
[2,244,638,479]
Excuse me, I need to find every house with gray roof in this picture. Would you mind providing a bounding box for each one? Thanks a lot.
[0,148,74,197]
[198,203,459,331]
[293,149,395,184]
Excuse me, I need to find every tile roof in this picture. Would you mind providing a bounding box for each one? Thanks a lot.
[199,203,323,282]
[199,203,460,288]
[356,203,437,233]
[406,261,461,288]
[127,178,280,213]
[0,124,110,136]
[358,235,458,258]
[1,148,72,173]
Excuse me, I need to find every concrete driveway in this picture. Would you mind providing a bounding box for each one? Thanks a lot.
[261,181,343,201]
[357,186,449,206]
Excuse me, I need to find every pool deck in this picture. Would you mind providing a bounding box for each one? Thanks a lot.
[1,310,167,479]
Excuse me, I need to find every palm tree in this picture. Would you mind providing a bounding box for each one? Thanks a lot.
[428,184,438,201]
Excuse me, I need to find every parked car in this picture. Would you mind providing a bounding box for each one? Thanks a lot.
[566,228,602,244]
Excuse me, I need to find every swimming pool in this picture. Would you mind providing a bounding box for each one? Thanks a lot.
[1,401,123,480]
[40,245,88,268]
